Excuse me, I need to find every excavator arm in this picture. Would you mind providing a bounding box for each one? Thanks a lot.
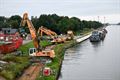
[21,13,41,51]
[37,26,66,43]
[20,13,55,58]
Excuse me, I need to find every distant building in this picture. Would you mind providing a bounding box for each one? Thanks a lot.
[1,28,18,34]
[0,28,20,42]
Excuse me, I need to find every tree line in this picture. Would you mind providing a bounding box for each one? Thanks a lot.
[0,14,103,34]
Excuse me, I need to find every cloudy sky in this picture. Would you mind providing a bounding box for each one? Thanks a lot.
[0,0,120,23]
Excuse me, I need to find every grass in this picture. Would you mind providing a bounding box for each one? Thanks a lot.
[18,41,34,56]
[40,40,52,48]
[0,54,30,80]
[36,44,64,80]
[18,40,52,56]
[75,28,93,36]
[36,75,55,80]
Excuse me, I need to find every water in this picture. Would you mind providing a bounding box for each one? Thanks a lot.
[59,25,120,80]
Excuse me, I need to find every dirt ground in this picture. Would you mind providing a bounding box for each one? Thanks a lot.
[18,63,43,80]
[0,76,6,80]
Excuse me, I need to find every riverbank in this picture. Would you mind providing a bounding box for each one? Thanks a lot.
[36,33,91,80]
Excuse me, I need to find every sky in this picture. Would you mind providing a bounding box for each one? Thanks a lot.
[0,0,120,23]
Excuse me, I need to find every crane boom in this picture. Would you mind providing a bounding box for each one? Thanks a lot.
[21,13,40,51]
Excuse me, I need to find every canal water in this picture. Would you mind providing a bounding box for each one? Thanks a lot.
[59,25,120,80]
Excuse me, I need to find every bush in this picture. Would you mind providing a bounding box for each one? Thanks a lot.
[0,70,15,80]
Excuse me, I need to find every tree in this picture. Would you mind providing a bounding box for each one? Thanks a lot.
[0,14,103,35]
[8,20,19,28]
[9,15,22,23]
[8,15,22,28]
[0,16,8,28]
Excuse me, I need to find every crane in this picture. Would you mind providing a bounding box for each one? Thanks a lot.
[20,13,55,58]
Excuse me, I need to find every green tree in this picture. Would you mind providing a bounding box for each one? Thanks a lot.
[8,15,22,28]
[8,20,19,28]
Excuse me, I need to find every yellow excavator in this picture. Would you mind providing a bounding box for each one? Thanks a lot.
[38,26,66,44]
[20,13,55,58]
[67,30,74,40]
[37,26,57,40]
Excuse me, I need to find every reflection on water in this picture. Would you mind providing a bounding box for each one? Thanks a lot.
[59,25,120,80]
[90,41,104,52]
[90,41,102,48]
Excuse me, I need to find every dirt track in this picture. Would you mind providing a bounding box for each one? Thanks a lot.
[0,76,6,80]
[18,63,43,80]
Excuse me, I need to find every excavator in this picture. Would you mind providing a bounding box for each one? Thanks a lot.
[38,26,66,44]
[20,13,55,58]
[37,26,57,40]
[67,30,74,40]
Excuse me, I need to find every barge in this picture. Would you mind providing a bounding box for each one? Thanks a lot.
[0,28,23,54]
[89,29,107,42]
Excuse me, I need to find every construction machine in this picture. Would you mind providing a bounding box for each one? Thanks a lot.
[67,30,74,40]
[18,28,27,40]
[20,13,55,58]
[38,26,66,44]
[51,36,66,44]
[37,26,57,40]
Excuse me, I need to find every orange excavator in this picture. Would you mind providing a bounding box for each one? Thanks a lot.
[38,26,57,39]
[20,13,55,58]
[38,26,66,44]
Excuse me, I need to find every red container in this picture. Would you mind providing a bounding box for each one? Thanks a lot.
[43,67,51,76]
[0,33,23,54]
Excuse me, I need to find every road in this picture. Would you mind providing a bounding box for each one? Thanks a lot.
[59,25,120,80]
[23,40,32,45]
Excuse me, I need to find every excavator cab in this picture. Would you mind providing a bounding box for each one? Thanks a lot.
[29,48,37,56]
[29,48,55,58]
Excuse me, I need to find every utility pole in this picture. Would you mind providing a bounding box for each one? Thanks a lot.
[104,16,106,26]
[93,17,95,21]
[98,16,99,22]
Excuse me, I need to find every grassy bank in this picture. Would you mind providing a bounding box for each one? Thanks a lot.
[0,54,30,80]
[36,40,76,80]
[75,28,93,36]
